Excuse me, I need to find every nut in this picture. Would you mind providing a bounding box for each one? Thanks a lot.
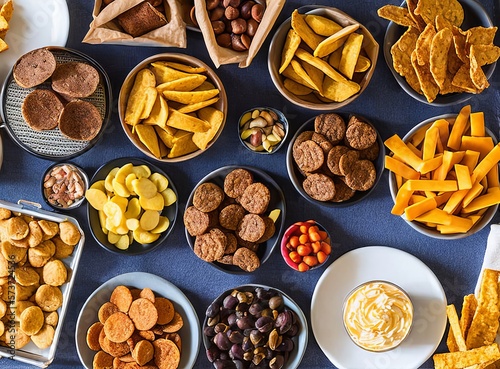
[210,7,225,21]
[240,108,287,153]
[212,20,226,35]
[43,164,86,208]
[241,33,252,49]
[223,0,240,7]
[224,6,239,20]
[246,18,259,37]
[206,0,220,10]
[231,34,247,51]
[216,33,232,48]
[231,18,247,34]
[251,3,265,22]
[240,0,255,19]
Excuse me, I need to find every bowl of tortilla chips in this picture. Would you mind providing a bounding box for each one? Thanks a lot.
[380,0,499,106]
[118,53,227,162]
[268,6,379,111]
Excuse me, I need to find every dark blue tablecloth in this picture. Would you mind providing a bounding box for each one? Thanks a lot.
[1,0,499,368]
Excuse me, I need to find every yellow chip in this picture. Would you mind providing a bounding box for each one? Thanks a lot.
[471,44,500,67]
[430,28,453,89]
[470,52,489,91]
[143,94,168,128]
[446,304,467,352]
[135,124,161,158]
[283,78,313,96]
[162,89,219,105]
[192,106,224,150]
[156,74,207,92]
[166,109,210,133]
[391,27,422,94]
[338,32,364,79]
[163,61,207,74]
[433,343,500,369]
[278,28,302,74]
[290,9,324,50]
[466,26,497,47]
[313,24,359,58]
[0,0,14,22]
[304,14,343,36]
[124,69,156,126]
[377,5,416,27]
[414,0,464,27]
[321,76,360,102]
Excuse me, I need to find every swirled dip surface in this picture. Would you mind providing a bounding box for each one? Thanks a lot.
[343,281,413,351]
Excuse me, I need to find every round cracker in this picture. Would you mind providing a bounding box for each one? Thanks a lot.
[110,285,133,313]
[153,338,180,369]
[98,302,119,324]
[103,312,135,343]
[128,298,158,331]
[20,305,44,335]
[31,324,55,349]
[35,284,63,312]
[154,297,174,325]
[87,321,103,351]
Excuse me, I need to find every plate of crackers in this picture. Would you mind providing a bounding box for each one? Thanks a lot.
[379,0,499,105]
[287,112,384,207]
[183,165,286,274]
[75,272,200,369]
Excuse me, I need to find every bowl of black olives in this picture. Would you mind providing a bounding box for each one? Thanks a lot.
[202,284,308,369]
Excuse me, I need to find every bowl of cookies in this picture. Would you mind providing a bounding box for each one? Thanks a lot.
[202,284,308,368]
[268,6,378,110]
[386,107,499,239]
[287,112,384,207]
[183,165,286,273]
[86,157,178,255]
[379,0,498,106]
[118,53,227,162]
[75,272,201,369]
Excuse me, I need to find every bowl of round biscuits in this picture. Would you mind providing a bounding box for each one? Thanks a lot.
[287,112,384,207]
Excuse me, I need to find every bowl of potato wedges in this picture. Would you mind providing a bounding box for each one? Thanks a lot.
[268,6,379,110]
[118,53,227,162]
[379,0,499,105]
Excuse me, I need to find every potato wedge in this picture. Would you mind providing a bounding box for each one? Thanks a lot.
[156,74,207,92]
[135,124,161,158]
[291,9,324,50]
[162,89,220,105]
[314,24,360,58]
[339,32,364,79]
[279,28,302,74]
[143,94,168,128]
[305,14,343,36]
[166,109,211,133]
[192,106,224,150]
[125,69,156,126]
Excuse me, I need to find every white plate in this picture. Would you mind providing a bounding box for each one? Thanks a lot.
[311,246,447,369]
[0,0,69,85]
[75,272,201,369]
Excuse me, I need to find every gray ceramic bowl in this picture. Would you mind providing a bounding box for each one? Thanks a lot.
[268,6,379,111]
[388,114,499,239]
[383,0,496,106]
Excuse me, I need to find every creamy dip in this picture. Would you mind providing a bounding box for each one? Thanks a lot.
[343,281,413,351]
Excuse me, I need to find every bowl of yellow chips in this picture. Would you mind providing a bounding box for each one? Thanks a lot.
[118,53,227,162]
[380,0,499,106]
[268,6,379,111]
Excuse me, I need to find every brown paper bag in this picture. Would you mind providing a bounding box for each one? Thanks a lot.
[194,0,285,68]
[83,0,187,48]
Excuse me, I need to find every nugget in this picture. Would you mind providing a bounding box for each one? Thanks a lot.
[35,284,63,312]
[42,259,67,286]
[345,160,376,191]
[303,173,336,201]
[7,216,29,240]
[219,204,246,231]
[233,247,260,272]
[345,118,377,150]
[38,220,59,240]
[31,324,55,349]
[1,241,27,263]
[192,182,224,212]
[0,208,11,220]
[104,312,135,343]
[27,221,43,248]
[239,183,270,214]
[237,214,266,242]
[15,265,39,286]
[223,168,254,198]
[293,140,325,173]
[13,48,56,88]
[58,221,81,246]
[193,228,227,262]
[314,113,346,144]
[52,236,75,259]
[22,89,64,131]
[129,298,158,331]
[51,61,100,99]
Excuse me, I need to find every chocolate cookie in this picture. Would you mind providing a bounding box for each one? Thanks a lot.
[192,183,224,213]
[339,150,360,176]
[193,228,227,262]
[223,169,253,198]
[293,140,325,173]
[239,183,270,214]
[292,130,314,159]
[345,160,376,191]
[257,216,276,243]
[184,206,215,237]
[233,247,260,272]
[314,113,346,144]
[326,145,350,176]
[345,118,377,150]
[331,177,356,202]
[303,173,336,201]
[237,214,266,242]
[223,233,238,254]
[219,204,246,231]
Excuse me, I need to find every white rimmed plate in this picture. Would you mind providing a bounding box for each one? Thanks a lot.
[75,272,200,369]
[311,246,447,369]
[0,0,69,86]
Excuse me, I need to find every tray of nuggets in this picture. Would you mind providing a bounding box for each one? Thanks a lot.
[287,113,384,207]
[184,166,286,273]
[75,272,200,369]
[0,199,84,367]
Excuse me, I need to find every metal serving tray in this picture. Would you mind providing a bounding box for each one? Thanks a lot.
[0,199,85,367]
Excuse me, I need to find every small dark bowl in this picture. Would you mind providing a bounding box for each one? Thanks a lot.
[238,107,289,155]
[184,165,286,274]
[202,284,308,369]
[281,220,331,272]
[87,157,178,255]
[383,0,496,106]
[286,114,385,207]
[42,162,89,211]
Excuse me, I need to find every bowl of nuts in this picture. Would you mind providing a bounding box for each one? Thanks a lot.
[42,162,89,210]
[203,284,308,368]
[268,6,378,110]
[238,107,288,154]
[287,112,384,207]
[194,0,286,67]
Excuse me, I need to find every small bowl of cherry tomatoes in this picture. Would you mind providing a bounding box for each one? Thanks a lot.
[280,220,332,272]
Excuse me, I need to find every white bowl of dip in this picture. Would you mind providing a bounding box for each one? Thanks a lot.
[342,280,413,352]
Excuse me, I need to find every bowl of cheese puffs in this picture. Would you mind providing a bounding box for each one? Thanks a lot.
[118,53,228,162]
[268,6,379,110]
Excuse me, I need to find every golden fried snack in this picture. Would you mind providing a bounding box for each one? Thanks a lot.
[154,297,174,325]
[128,298,158,331]
[27,221,43,248]
[153,338,180,369]
[132,339,154,366]
[16,283,38,301]
[15,326,31,349]
[103,312,135,343]
[165,333,182,352]
[38,220,59,240]
[162,311,183,333]
[93,350,114,369]
[0,208,11,220]
[15,265,40,286]
[44,311,58,327]
[110,286,133,313]
[42,259,67,286]
[52,236,75,259]
[19,305,44,335]
[139,288,155,303]
[99,329,130,357]
[7,216,29,240]
[35,284,63,312]
[98,302,119,324]
[14,301,35,321]
[58,221,81,246]
[1,240,27,263]
[31,324,55,349]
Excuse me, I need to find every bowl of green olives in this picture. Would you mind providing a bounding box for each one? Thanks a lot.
[203,284,308,369]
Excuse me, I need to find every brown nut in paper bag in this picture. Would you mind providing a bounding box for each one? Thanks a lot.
[83,0,187,48]
[194,0,285,68]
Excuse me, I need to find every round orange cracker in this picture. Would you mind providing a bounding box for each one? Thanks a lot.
[154,297,175,325]
[132,339,154,366]
[98,301,120,324]
[93,350,114,369]
[162,311,183,333]
[86,321,103,351]
[139,288,156,303]
[103,312,135,343]
[110,285,133,313]
[153,338,180,369]
[129,298,158,331]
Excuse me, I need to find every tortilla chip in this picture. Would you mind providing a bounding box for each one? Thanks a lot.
[150,62,192,84]
[415,0,464,27]
[161,89,220,105]
[339,33,364,79]
[322,76,360,102]
[301,62,324,94]
[470,49,490,91]
[0,0,14,22]
[290,60,321,93]
[154,126,177,149]
[391,27,422,94]
[313,24,359,58]
[415,23,436,66]
[411,49,440,102]
[156,75,207,92]
[166,109,210,132]
[430,28,453,88]
[407,0,426,31]
[466,269,500,349]
[377,5,416,27]
[304,14,343,37]
[163,61,206,74]
[466,26,498,46]
[471,44,500,67]
[435,14,453,32]
[176,97,220,114]
[283,78,313,95]
[168,131,198,158]
[433,344,500,369]
[281,65,315,89]
[143,94,168,127]
[452,63,479,93]
[295,48,347,83]
[452,26,468,63]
